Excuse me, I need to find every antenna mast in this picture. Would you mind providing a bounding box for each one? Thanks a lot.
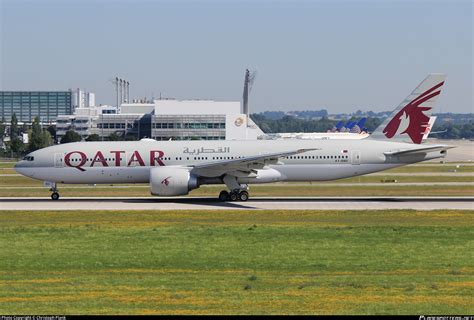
[115,77,119,108]
[242,68,257,120]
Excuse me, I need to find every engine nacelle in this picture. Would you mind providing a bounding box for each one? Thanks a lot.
[150,167,199,196]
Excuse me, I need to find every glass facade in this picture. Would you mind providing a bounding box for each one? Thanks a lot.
[151,115,226,141]
[152,122,226,129]
[0,91,73,123]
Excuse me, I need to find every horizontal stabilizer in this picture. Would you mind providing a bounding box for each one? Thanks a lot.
[383,145,455,156]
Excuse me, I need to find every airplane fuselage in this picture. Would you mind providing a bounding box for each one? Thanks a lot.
[15,139,445,185]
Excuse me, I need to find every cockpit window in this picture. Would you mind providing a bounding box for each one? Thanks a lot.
[22,156,34,161]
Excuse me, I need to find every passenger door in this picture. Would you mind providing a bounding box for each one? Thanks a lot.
[54,153,64,168]
[351,150,361,165]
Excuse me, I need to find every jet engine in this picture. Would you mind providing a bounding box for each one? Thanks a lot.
[150,167,199,196]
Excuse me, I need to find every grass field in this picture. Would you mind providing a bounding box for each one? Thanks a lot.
[0,162,14,168]
[0,209,473,315]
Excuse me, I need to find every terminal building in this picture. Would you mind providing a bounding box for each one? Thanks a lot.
[0,89,95,123]
[56,99,263,141]
[0,91,73,123]
[2,71,263,142]
[149,100,246,141]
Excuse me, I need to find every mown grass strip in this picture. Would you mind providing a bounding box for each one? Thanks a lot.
[0,209,472,314]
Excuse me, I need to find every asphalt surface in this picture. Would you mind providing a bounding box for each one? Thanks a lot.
[0,180,473,190]
[1,196,472,211]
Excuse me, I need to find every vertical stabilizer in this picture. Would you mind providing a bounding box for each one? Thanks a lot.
[370,74,446,144]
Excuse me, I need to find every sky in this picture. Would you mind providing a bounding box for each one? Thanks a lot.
[1,0,472,114]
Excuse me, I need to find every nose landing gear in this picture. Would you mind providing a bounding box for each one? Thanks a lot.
[47,182,60,200]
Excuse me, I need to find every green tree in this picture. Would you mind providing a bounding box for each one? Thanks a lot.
[28,117,53,151]
[47,125,57,142]
[0,117,6,142]
[9,113,24,157]
[10,113,19,140]
[61,130,82,144]
[28,116,44,152]
[86,133,101,141]
[461,123,474,139]
[41,130,53,147]
[21,123,28,134]
[108,132,122,141]
[9,138,24,157]
[363,117,383,132]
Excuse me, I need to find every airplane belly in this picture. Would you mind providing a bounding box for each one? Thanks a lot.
[28,167,150,184]
[271,164,401,181]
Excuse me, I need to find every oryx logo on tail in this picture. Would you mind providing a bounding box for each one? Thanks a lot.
[383,81,444,144]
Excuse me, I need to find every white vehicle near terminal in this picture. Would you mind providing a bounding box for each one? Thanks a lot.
[15,74,453,201]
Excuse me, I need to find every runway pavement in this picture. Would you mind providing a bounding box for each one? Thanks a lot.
[1,196,472,211]
[0,182,473,190]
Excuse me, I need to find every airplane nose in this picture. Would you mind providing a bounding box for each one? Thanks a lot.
[14,161,26,174]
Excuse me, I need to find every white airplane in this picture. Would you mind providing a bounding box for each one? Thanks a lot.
[261,116,437,141]
[15,74,453,201]
[259,131,370,140]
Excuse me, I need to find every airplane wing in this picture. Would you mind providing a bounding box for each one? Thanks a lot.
[384,145,455,156]
[189,148,318,177]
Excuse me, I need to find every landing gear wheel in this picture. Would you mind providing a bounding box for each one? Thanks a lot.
[51,192,60,201]
[238,191,249,201]
[229,192,238,201]
[219,190,229,202]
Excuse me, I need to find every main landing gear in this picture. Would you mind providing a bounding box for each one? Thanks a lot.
[218,175,249,202]
[219,189,249,202]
